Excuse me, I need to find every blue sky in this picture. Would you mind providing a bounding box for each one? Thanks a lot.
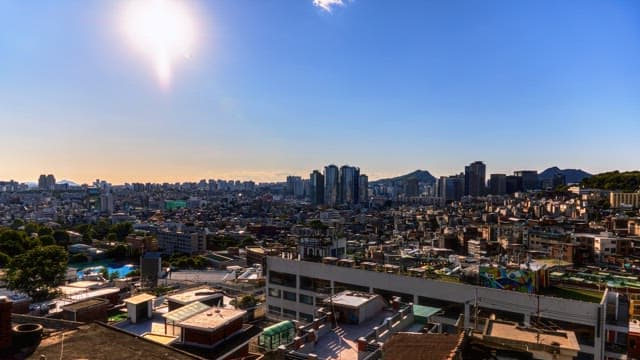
[0,0,638,183]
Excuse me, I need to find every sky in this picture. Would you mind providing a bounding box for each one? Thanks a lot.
[0,0,638,184]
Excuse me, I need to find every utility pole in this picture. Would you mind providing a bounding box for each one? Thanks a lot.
[474,288,478,330]
[536,294,541,344]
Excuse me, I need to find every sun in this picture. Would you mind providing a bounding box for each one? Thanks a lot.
[120,0,197,88]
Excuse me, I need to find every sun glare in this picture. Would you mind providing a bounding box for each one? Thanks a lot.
[120,0,197,88]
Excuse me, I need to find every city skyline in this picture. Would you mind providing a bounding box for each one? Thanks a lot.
[1,0,639,183]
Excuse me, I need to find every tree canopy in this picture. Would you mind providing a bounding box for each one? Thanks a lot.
[7,245,68,301]
[581,171,640,192]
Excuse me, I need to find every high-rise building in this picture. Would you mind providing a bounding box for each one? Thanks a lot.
[324,165,339,207]
[514,170,539,191]
[310,170,325,206]
[464,161,486,197]
[286,176,304,198]
[438,174,464,202]
[358,174,369,204]
[339,165,360,205]
[405,178,419,197]
[506,175,523,194]
[488,174,507,195]
[38,174,56,190]
[100,192,114,215]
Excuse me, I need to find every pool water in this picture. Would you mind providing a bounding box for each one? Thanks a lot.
[77,263,136,279]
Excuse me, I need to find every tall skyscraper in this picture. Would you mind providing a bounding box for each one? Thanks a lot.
[310,170,325,206]
[358,174,369,204]
[339,165,360,205]
[514,170,539,191]
[506,175,523,194]
[38,174,56,190]
[324,165,339,207]
[438,174,464,202]
[464,161,486,197]
[286,176,304,198]
[405,178,419,197]
[488,174,507,195]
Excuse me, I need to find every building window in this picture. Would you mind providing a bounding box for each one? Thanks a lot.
[269,288,281,298]
[283,308,296,319]
[283,291,297,302]
[300,276,330,292]
[299,294,314,305]
[299,312,314,323]
[268,305,281,315]
[269,271,297,288]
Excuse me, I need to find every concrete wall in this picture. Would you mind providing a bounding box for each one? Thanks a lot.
[267,256,605,357]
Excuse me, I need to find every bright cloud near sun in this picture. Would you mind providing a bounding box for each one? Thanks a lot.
[120,0,198,88]
[313,0,346,12]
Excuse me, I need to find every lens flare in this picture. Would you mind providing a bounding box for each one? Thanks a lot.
[120,0,197,88]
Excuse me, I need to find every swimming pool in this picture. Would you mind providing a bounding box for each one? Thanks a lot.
[76,263,136,279]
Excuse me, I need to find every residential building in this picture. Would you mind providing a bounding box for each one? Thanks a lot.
[610,191,640,209]
[464,161,486,197]
[324,165,339,207]
[488,174,507,195]
[514,170,539,191]
[310,170,324,206]
[157,229,206,255]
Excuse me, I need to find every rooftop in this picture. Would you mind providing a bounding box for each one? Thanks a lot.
[178,307,246,331]
[327,291,381,309]
[383,332,464,360]
[125,293,157,305]
[61,298,108,312]
[28,323,200,360]
[483,319,580,352]
[167,286,223,305]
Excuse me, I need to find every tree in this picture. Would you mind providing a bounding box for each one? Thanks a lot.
[24,222,40,235]
[0,251,10,267]
[10,219,24,230]
[39,235,55,246]
[53,230,70,246]
[6,245,68,301]
[107,244,128,260]
[231,295,258,309]
[110,222,133,242]
[0,230,29,257]
[37,227,53,237]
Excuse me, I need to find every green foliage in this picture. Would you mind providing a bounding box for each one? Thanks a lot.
[0,230,29,257]
[75,224,94,244]
[39,235,55,246]
[107,244,129,260]
[0,252,10,267]
[24,222,40,235]
[110,222,133,242]
[231,294,258,309]
[125,269,140,277]
[6,245,68,301]
[309,220,328,231]
[37,227,53,237]
[581,171,640,192]
[207,235,236,251]
[52,230,70,246]
[240,236,256,247]
[11,219,24,230]
[166,254,208,270]
[69,253,89,263]
[93,219,111,240]
[109,272,120,281]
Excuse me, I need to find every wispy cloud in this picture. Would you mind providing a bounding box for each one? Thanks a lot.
[313,0,346,12]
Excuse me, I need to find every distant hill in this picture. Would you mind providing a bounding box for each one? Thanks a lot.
[372,170,436,184]
[581,171,640,192]
[539,167,591,184]
[57,180,80,187]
